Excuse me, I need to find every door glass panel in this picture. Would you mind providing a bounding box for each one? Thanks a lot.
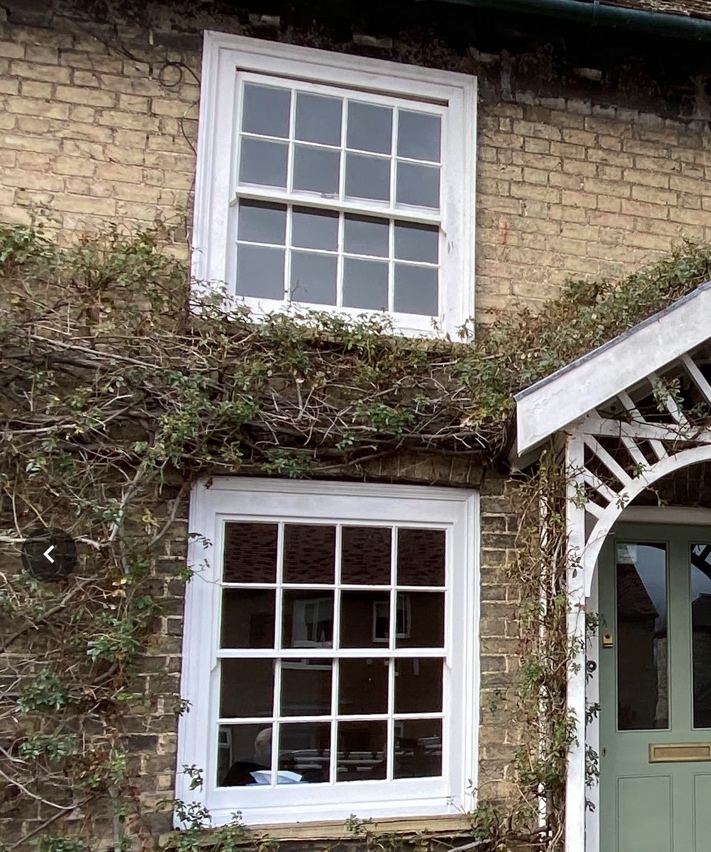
[616,542,668,730]
[691,543,711,728]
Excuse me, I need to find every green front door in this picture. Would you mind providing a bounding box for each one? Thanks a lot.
[600,524,711,852]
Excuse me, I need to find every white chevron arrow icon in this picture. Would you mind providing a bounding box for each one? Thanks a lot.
[43,545,55,563]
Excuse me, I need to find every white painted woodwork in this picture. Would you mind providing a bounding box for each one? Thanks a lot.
[515,281,711,454]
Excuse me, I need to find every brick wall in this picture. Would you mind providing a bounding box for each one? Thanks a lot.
[3,5,711,316]
[2,0,710,845]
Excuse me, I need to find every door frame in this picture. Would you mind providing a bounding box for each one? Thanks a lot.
[585,506,711,852]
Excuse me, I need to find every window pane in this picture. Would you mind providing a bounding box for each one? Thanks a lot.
[282,591,334,648]
[284,524,336,583]
[345,154,390,202]
[290,252,338,306]
[394,222,438,264]
[223,522,278,583]
[237,201,286,246]
[347,102,392,154]
[397,528,445,586]
[344,215,388,258]
[239,138,288,187]
[221,589,275,649]
[691,544,711,728]
[343,258,388,311]
[220,659,274,718]
[342,526,391,584]
[236,245,284,300]
[393,719,442,779]
[339,658,389,715]
[394,657,443,713]
[293,146,340,195]
[281,660,332,716]
[397,593,444,648]
[396,162,439,208]
[279,723,331,783]
[337,721,387,781]
[393,264,438,316]
[217,723,273,786]
[242,84,290,138]
[293,208,338,251]
[341,590,385,648]
[296,93,342,146]
[616,542,668,730]
[397,111,441,163]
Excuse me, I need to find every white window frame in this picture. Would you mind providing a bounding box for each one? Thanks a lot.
[176,479,479,827]
[192,32,477,337]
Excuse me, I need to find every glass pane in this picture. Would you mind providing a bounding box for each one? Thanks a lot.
[281,660,332,716]
[397,111,441,163]
[242,84,291,138]
[237,201,286,246]
[344,215,388,258]
[396,162,439,208]
[284,524,336,583]
[394,264,438,316]
[296,93,342,146]
[342,526,392,584]
[293,145,340,195]
[282,591,334,648]
[347,102,392,154]
[279,722,331,783]
[616,542,668,730]
[223,522,278,583]
[691,543,711,727]
[396,592,443,648]
[217,723,273,786]
[293,208,338,251]
[339,658,389,714]
[394,222,438,264]
[394,657,443,713]
[397,528,445,586]
[236,244,285,300]
[239,138,288,187]
[290,252,337,306]
[341,590,385,648]
[337,721,387,781]
[220,659,274,718]
[343,258,388,311]
[221,589,275,649]
[345,154,390,202]
[393,719,442,779]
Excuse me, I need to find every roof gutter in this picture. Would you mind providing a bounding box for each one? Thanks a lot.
[429,0,711,41]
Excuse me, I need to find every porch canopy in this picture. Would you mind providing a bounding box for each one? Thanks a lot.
[514,280,711,852]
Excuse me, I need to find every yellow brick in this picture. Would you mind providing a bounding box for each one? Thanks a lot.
[7,98,70,119]
[0,41,25,59]
[10,60,72,83]
[54,193,117,216]
[622,168,669,188]
[55,123,113,143]
[583,178,631,198]
[620,198,670,219]
[95,162,145,184]
[98,110,160,131]
[4,169,64,191]
[0,114,17,130]
[19,80,52,98]
[561,190,598,209]
[509,183,560,203]
[2,133,60,153]
[119,93,150,112]
[68,105,97,123]
[150,98,198,119]
[54,156,97,177]
[630,185,678,205]
[55,85,117,107]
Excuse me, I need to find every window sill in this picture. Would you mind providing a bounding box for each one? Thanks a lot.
[160,814,474,846]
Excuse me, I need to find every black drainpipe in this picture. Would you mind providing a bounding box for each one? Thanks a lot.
[428,0,711,41]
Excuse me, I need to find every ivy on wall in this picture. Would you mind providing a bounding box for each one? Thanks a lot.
[3,225,711,851]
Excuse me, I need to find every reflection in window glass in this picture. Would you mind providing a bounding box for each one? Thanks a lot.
[691,543,711,728]
[217,522,448,784]
[616,542,668,731]
[394,719,442,778]
[242,84,291,138]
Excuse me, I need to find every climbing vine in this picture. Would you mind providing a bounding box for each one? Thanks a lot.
[3,224,711,850]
